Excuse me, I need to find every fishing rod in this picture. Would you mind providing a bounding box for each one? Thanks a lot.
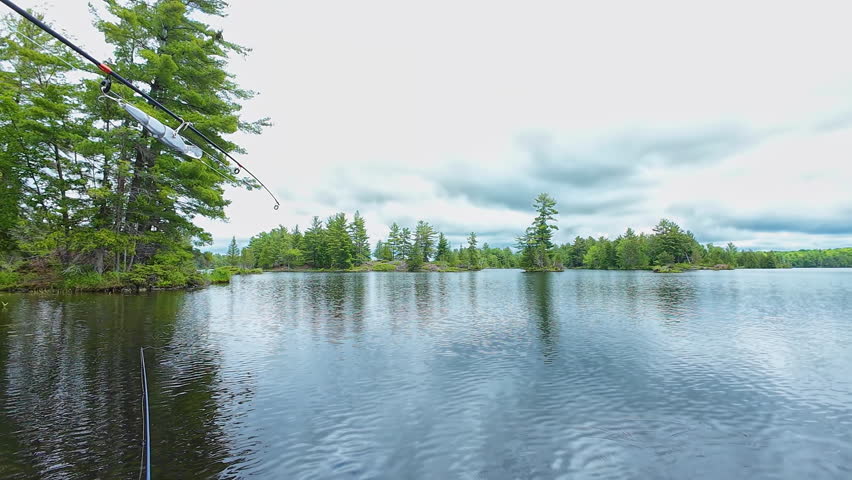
[140,348,151,480]
[1,0,281,210]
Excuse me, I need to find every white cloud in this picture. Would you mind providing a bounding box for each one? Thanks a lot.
[11,0,852,251]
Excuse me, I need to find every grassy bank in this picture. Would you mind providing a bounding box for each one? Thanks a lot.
[0,260,263,293]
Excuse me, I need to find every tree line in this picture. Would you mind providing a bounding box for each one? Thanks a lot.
[208,214,524,272]
[203,193,852,274]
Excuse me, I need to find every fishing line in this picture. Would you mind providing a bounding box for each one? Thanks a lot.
[1,0,281,210]
[140,347,152,480]
[7,27,80,71]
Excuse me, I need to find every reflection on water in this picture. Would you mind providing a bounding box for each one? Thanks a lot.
[0,293,246,479]
[651,275,698,322]
[524,273,558,362]
[1,269,852,479]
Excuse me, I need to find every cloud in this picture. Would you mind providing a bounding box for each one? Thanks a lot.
[20,0,852,252]
[675,207,852,237]
[525,124,760,182]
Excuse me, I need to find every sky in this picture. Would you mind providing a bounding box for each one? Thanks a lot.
[9,0,852,252]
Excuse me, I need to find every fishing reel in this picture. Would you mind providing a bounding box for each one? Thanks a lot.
[100,76,112,94]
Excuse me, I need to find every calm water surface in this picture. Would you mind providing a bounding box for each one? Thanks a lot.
[1,269,851,479]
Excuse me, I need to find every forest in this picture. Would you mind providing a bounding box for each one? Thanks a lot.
[201,213,518,272]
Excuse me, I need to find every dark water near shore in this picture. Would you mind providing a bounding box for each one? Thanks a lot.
[1,269,851,479]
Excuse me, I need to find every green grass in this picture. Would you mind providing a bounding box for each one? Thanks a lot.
[371,262,397,272]
[652,264,685,273]
[207,267,237,284]
[0,270,21,290]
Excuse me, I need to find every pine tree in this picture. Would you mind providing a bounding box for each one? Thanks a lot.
[0,2,266,287]
[435,233,450,262]
[387,222,402,260]
[466,232,481,269]
[651,219,693,264]
[414,220,436,262]
[407,244,424,271]
[519,193,560,270]
[94,0,269,264]
[227,237,239,266]
[325,213,353,269]
[0,14,90,262]
[349,211,370,265]
[616,228,647,269]
[400,227,413,260]
[303,216,326,267]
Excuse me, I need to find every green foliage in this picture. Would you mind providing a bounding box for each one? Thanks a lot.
[227,237,239,266]
[652,264,685,273]
[374,240,393,261]
[0,270,21,289]
[0,2,264,289]
[656,251,675,266]
[616,229,648,269]
[776,247,852,268]
[435,233,450,262]
[207,266,237,284]
[387,223,402,260]
[407,244,424,271]
[371,262,397,272]
[583,244,609,269]
[239,211,369,270]
[325,213,354,269]
[350,211,371,265]
[650,219,696,264]
[519,193,561,270]
[414,221,436,262]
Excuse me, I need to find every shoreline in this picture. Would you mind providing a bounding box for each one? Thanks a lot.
[4,264,840,294]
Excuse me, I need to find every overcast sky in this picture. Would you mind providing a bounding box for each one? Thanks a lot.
[10,0,852,251]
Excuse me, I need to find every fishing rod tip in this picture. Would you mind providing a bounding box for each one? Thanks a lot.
[274,204,280,210]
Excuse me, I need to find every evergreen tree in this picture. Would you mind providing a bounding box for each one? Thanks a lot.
[400,227,413,260]
[240,247,255,269]
[569,236,588,267]
[414,220,436,262]
[466,232,481,269]
[583,244,608,269]
[0,2,266,287]
[387,222,402,260]
[350,211,370,265]
[435,233,450,262]
[616,228,647,269]
[724,242,739,267]
[651,219,692,264]
[325,213,353,269]
[303,216,326,267]
[407,244,424,271]
[227,236,239,266]
[291,225,303,250]
[94,0,268,264]
[519,193,560,270]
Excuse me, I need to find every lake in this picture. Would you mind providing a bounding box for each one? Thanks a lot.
[1,269,851,479]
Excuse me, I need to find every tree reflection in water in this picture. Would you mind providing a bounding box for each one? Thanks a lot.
[0,292,242,479]
[524,273,558,363]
